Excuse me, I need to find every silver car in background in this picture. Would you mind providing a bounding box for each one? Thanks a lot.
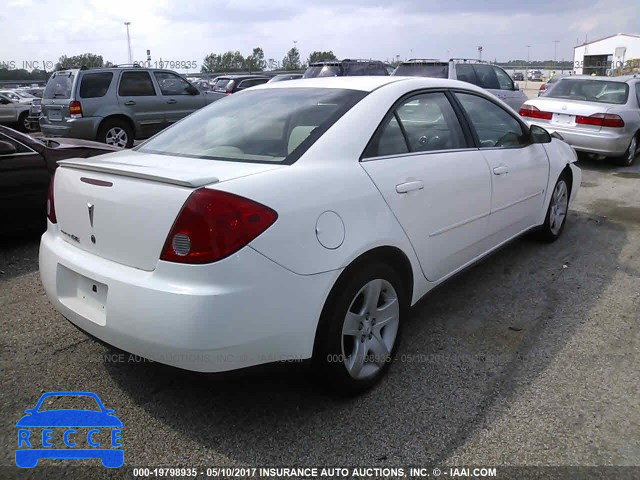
[519,75,640,166]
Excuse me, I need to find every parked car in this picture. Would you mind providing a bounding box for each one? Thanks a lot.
[528,70,543,81]
[27,98,41,131]
[303,59,389,78]
[268,73,303,83]
[40,76,580,394]
[0,93,31,132]
[538,74,570,96]
[206,75,270,102]
[39,66,215,148]
[392,58,528,110]
[0,89,34,105]
[0,125,118,234]
[512,72,525,81]
[18,87,45,98]
[519,75,640,166]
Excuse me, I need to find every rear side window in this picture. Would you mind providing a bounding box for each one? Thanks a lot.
[43,72,75,99]
[118,71,156,96]
[471,65,500,89]
[454,64,478,85]
[79,72,113,98]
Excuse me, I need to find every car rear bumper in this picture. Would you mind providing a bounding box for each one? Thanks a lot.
[39,227,338,372]
[528,121,632,156]
[39,117,101,141]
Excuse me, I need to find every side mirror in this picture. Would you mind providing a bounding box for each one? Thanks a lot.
[0,140,17,155]
[513,83,520,91]
[23,409,34,414]
[530,124,551,144]
[186,85,199,95]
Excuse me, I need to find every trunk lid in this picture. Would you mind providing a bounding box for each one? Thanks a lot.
[54,150,284,271]
[527,98,619,132]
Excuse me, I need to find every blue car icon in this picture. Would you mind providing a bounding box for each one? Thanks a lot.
[16,391,123,468]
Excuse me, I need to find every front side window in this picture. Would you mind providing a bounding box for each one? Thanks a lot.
[154,71,193,95]
[118,71,156,97]
[454,64,478,85]
[455,92,527,148]
[0,133,32,154]
[493,67,514,90]
[137,88,367,164]
[79,72,113,98]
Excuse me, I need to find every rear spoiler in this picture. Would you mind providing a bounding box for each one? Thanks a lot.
[57,158,219,188]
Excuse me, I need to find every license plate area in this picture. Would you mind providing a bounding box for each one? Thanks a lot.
[57,264,107,326]
[553,113,575,126]
[48,109,62,121]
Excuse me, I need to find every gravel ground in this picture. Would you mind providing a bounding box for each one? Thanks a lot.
[1,156,638,479]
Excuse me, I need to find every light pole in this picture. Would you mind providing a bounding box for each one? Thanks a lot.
[526,45,531,89]
[478,46,483,61]
[552,40,559,71]
[124,22,132,64]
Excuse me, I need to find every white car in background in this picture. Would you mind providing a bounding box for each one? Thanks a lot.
[520,75,640,166]
[39,77,580,394]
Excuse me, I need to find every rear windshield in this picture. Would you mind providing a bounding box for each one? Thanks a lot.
[214,79,234,91]
[392,63,449,78]
[545,79,629,104]
[137,88,367,165]
[303,65,342,78]
[43,72,75,99]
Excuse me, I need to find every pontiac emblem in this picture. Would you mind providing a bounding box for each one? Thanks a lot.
[88,203,94,228]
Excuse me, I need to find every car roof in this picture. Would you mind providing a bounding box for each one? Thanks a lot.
[252,75,485,93]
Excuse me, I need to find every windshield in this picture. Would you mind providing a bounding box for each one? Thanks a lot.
[15,90,36,98]
[303,65,342,78]
[43,72,75,99]
[137,87,367,164]
[36,395,101,412]
[392,64,449,78]
[1,91,20,100]
[545,79,629,104]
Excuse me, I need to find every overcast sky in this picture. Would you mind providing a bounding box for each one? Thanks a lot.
[1,0,638,72]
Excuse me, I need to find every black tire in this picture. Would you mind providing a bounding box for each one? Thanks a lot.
[97,119,133,148]
[312,261,407,395]
[538,172,570,243]
[615,134,639,167]
[17,111,29,133]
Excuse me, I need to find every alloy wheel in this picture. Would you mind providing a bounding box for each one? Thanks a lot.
[549,180,568,235]
[341,278,399,380]
[105,127,128,148]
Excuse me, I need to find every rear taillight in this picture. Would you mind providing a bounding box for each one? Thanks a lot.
[160,189,278,264]
[47,173,57,224]
[539,84,547,91]
[225,89,233,94]
[519,104,552,120]
[575,113,625,128]
[69,100,82,118]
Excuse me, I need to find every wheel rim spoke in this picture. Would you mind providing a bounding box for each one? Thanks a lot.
[368,333,390,365]
[346,339,367,378]
[342,312,363,337]
[363,279,382,314]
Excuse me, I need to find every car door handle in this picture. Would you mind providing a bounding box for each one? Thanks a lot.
[124,101,136,106]
[493,165,509,175]
[396,180,424,194]
[166,99,177,104]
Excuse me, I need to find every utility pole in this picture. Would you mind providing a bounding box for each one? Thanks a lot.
[526,45,531,89]
[552,40,559,70]
[124,22,132,64]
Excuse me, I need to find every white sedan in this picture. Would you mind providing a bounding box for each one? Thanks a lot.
[40,76,580,393]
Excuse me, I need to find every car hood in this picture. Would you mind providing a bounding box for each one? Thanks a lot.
[16,410,123,427]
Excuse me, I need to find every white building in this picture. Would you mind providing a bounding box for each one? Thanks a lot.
[573,33,640,75]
